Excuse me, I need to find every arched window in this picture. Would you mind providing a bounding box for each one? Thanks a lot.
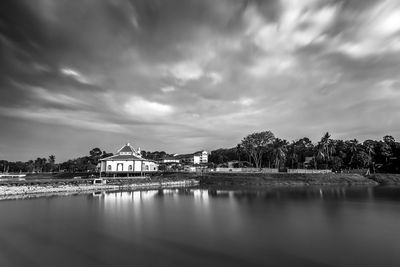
[128,165,132,171]
[108,165,111,171]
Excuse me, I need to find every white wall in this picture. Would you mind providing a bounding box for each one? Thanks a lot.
[102,160,158,172]
[200,151,208,163]
[162,159,180,163]
[134,161,142,172]
[104,160,135,172]
[193,155,200,164]
[100,161,106,172]
[143,161,158,171]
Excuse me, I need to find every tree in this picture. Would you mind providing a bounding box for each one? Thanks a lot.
[236,144,242,167]
[383,135,395,145]
[380,142,392,165]
[272,138,288,169]
[363,140,375,173]
[287,141,299,169]
[0,160,8,173]
[102,151,113,159]
[290,137,314,168]
[89,148,102,165]
[241,131,275,168]
[48,155,56,172]
[317,132,333,167]
[347,139,359,167]
[90,148,102,158]
[34,157,47,173]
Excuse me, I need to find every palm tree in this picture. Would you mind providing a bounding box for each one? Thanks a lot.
[314,148,325,169]
[364,141,375,174]
[290,142,298,169]
[348,139,359,168]
[236,144,242,167]
[49,155,56,172]
[272,139,288,169]
[319,132,331,163]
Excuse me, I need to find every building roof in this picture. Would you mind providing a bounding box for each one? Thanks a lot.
[175,150,207,158]
[162,156,179,160]
[119,145,134,153]
[117,143,139,154]
[101,154,144,161]
[175,153,194,159]
[101,154,157,162]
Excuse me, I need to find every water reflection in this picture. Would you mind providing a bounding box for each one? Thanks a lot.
[89,186,400,204]
[2,186,400,267]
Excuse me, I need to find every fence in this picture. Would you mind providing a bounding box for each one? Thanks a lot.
[287,169,332,174]
[213,168,279,173]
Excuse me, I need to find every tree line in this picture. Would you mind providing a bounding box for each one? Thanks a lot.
[0,148,113,173]
[209,131,400,173]
[0,148,177,174]
[1,131,399,173]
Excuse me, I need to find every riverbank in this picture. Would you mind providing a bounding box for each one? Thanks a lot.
[368,173,400,185]
[2,172,398,201]
[0,178,199,200]
[199,172,379,188]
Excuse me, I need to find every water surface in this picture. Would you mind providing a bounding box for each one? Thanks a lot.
[1,186,400,266]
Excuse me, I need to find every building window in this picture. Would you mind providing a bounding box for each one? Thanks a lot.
[108,165,111,171]
[145,165,149,171]
[128,165,132,171]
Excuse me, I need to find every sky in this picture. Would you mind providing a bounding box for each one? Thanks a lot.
[1,0,400,162]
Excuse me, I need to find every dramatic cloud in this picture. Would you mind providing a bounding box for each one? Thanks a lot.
[0,0,399,161]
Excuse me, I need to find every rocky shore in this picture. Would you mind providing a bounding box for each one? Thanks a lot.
[0,179,199,200]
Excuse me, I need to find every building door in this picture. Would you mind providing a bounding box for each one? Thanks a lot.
[117,163,123,172]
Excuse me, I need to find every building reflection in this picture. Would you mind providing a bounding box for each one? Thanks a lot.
[88,186,400,207]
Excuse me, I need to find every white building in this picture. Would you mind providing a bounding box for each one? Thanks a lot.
[160,156,180,164]
[196,150,208,164]
[177,150,208,165]
[100,143,158,175]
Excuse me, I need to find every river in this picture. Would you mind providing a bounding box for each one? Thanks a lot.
[0,186,400,266]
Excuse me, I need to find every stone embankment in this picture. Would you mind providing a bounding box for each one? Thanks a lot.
[0,179,199,200]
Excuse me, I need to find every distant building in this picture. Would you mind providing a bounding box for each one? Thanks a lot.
[176,150,208,165]
[100,143,158,174]
[160,156,180,164]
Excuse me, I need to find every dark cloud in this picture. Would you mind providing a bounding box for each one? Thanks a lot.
[1,0,400,161]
